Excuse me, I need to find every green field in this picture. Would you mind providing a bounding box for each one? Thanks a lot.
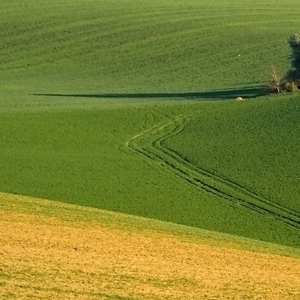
[1,0,300,248]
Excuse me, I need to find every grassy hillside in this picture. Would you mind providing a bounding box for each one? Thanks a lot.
[165,96,300,213]
[1,0,300,103]
[1,102,300,247]
[1,0,300,248]
[1,193,300,299]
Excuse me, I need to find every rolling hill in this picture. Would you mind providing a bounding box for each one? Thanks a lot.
[1,1,300,297]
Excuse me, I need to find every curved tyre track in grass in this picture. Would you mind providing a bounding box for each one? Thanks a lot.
[126,113,300,230]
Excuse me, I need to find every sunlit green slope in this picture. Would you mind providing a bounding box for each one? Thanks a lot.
[1,0,300,103]
[0,0,300,247]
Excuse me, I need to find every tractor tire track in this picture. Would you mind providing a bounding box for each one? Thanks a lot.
[126,114,300,230]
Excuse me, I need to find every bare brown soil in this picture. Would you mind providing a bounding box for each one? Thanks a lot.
[0,192,299,299]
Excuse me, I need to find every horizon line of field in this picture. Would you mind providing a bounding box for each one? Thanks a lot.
[127,113,300,230]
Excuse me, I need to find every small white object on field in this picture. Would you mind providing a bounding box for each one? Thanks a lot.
[236,97,244,101]
[238,54,241,56]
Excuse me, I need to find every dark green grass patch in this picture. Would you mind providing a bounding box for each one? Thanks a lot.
[0,104,299,248]
[164,95,300,229]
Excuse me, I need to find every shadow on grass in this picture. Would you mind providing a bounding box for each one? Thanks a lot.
[34,85,266,100]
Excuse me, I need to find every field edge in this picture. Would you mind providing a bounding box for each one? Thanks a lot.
[1,191,299,257]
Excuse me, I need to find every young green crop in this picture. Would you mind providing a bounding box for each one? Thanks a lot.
[1,0,300,248]
[164,96,300,214]
[1,102,299,248]
[1,0,300,104]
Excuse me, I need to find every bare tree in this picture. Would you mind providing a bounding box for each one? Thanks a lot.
[267,64,283,94]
